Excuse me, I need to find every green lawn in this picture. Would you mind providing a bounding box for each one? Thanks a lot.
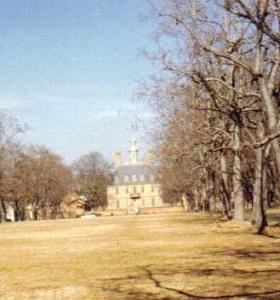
[0,212,280,299]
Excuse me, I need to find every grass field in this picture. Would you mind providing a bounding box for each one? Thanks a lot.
[1,212,280,300]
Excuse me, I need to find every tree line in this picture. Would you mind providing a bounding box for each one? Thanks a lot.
[0,114,112,223]
[142,0,280,233]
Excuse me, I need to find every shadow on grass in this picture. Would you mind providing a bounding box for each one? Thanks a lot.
[142,266,280,299]
[167,214,222,227]
[101,264,280,300]
[212,249,280,260]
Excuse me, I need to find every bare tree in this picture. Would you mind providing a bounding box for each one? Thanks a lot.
[72,152,113,210]
[140,0,280,233]
[0,114,24,222]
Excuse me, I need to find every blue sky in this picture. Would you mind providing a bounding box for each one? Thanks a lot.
[0,0,155,164]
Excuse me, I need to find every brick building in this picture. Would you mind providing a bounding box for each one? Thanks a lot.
[106,141,182,215]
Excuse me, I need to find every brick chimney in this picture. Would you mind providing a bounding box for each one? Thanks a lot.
[145,149,154,165]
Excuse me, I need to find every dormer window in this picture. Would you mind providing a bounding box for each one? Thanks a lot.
[124,175,129,183]
[115,176,119,184]
[150,175,154,182]
[140,174,145,182]
[132,174,137,182]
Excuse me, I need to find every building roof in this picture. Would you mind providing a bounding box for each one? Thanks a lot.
[113,163,156,185]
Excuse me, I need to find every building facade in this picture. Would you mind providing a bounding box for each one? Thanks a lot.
[107,141,182,215]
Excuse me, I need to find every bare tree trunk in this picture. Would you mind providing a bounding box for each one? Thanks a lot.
[263,145,272,208]
[14,199,20,222]
[212,171,218,213]
[0,198,7,223]
[262,158,268,207]
[194,185,200,212]
[220,152,232,218]
[252,121,267,233]
[209,170,220,214]
[268,156,280,205]
[260,80,280,172]
[232,125,245,221]
[200,183,208,211]
[220,182,232,219]
[252,146,267,234]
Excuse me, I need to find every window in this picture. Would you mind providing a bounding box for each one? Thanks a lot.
[151,185,154,192]
[114,176,119,184]
[141,186,145,193]
[150,174,154,182]
[124,175,129,183]
[126,187,129,194]
[116,187,119,194]
[116,201,120,209]
[142,199,145,206]
[133,186,137,193]
[140,174,145,182]
[152,198,155,206]
[132,174,137,182]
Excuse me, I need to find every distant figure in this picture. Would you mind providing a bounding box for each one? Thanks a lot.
[6,203,15,222]
[26,203,34,221]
